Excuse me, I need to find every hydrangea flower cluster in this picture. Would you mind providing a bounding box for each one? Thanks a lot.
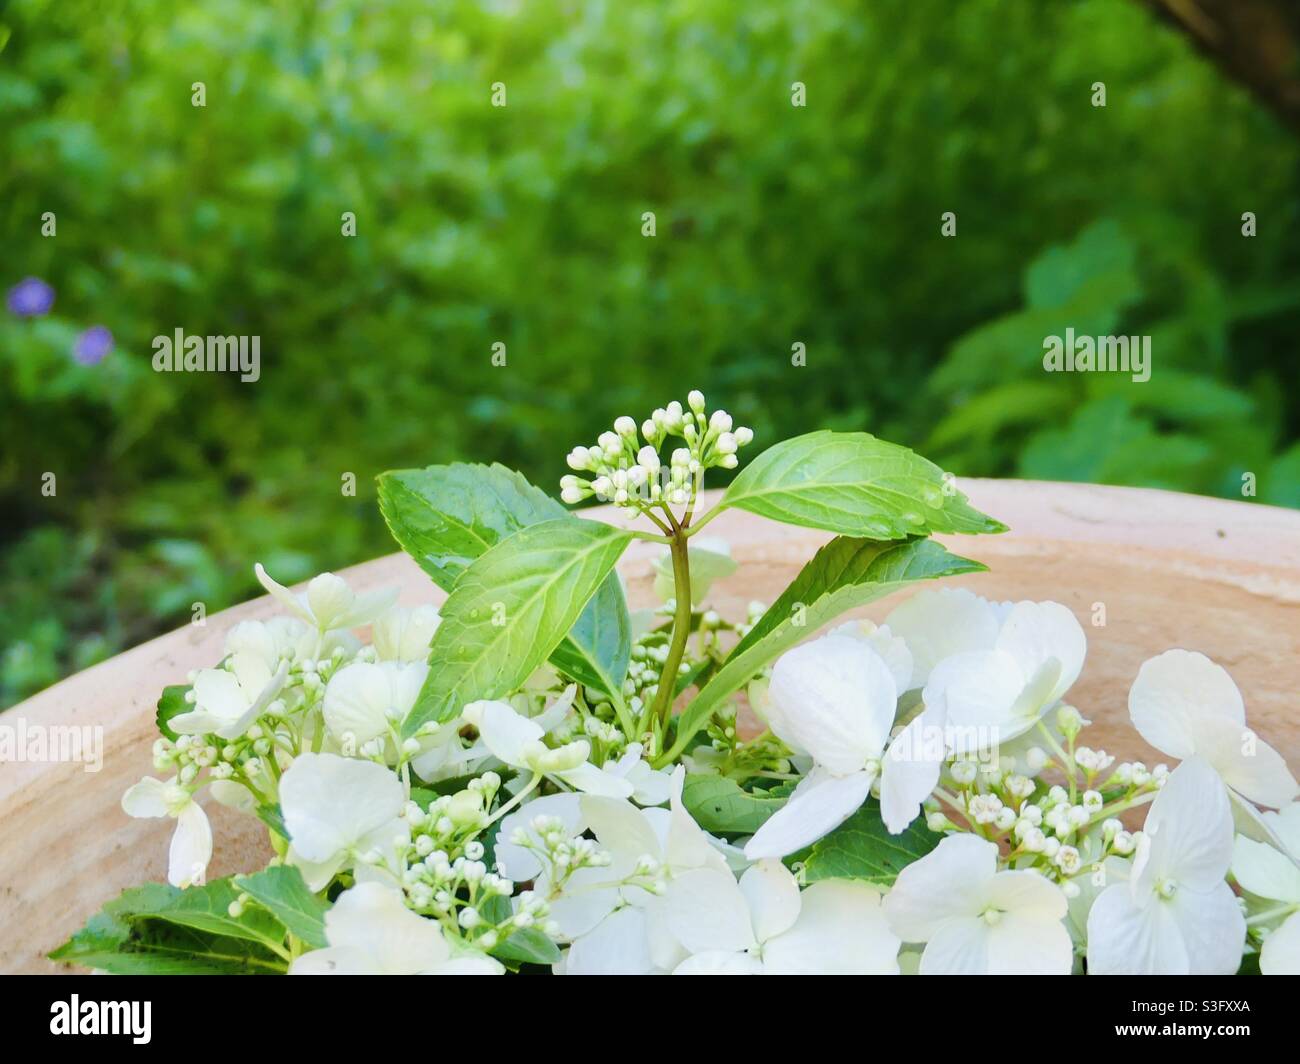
[63,394,1298,978]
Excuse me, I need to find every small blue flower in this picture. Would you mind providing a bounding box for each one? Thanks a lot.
[7,276,55,317]
[73,325,113,365]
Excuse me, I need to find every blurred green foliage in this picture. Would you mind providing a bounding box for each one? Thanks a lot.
[1,0,1297,705]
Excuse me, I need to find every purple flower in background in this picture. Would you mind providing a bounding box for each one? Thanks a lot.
[7,276,55,317]
[73,325,113,365]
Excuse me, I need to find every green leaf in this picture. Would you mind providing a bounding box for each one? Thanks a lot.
[718,431,1005,538]
[669,536,985,758]
[491,927,562,967]
[234,866,329,949]
[681,774,788,835]
[800,797,940,886]
[377,463,564,589]
[378,463,631,702]
[404,518,633,737]
[156,684,190,742]
[50,883,289,974]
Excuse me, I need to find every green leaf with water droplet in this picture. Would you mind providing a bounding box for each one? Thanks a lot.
[667,536,985,759]
[403,518,633,737]
[718,430,1005,538]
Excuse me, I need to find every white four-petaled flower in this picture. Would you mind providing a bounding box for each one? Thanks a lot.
[883,833,1073,974]
[1086,757,1245,974]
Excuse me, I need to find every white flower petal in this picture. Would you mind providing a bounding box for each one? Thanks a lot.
[463,700,544,768]
[371,605,442,661]
[322,883,451,974]
[762,880,900,974]
[1085,883,1188,975]
[739,860,801,944]
[918,917,989,975]
[666,868,756,954]
[168,801,212,888]
[743,768,874,861]
[985,870,1068,924]
[883,588,1001,687]
[832,619,914,694]
[985,911,1072,975]
[254,563,314,624]
[121,776,171,819]
[564,907,656,975]
[1197,714,1299,810]
[555,762,635,798]
[1260,911,1300,975]
[582,796,663,870]
[1232,836,1300,903]
[664,766,729,874]
[673,950,763,975]
[883,834,995,941]
[208,779,257,813]
[1136,757,1234,895]
[279,753,405,864]
[766,634,897,773]
[1128,649,1244,760]
[880,712,944,834]
[322,662,396,745]
[1168,881,1245,975]
[923,649,1025,746]
[289,946,375,975]
[995,600,1086,706]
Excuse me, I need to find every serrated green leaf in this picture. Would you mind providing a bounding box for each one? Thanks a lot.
[404,518,633,737]
[681,774,788,835]
[257,802,290,840]
[801,797,939,886]
[719,431,1005,538]
[156,684,189,742]
[50,883,289,974]
[378,463,631,702]
[235,866,329,949]
[667,536,985,759]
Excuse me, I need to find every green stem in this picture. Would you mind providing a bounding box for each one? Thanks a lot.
[682,502,723,538]
[648,531,692,742]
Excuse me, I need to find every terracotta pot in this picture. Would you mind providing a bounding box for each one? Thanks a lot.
[3,480,1298,974]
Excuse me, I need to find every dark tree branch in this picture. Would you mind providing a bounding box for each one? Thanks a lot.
[1139,0,1300,136]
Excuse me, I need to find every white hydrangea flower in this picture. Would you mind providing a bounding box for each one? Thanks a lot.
[322,660,428,748]
[462,698,632,798]
[171,652,288,740]
[371,605,441,662]
[560,768,737,973]
[1086,757,1245,974]
[743,632,938,858]
[882,833,1073,974]
[121,777,212,888]
[919,596,1086,751]
[255,563,397,632]
[290,883,501,975]
[671,859,900,974]
[279,753,408,891]
[1232,811,1300,976]
[1128,650,1298,818]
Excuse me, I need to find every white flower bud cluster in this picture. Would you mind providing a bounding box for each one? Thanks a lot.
[559,392,753,513]
[510,813,614,900]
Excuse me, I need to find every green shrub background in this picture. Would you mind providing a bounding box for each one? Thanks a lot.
[3,0,1298,705]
